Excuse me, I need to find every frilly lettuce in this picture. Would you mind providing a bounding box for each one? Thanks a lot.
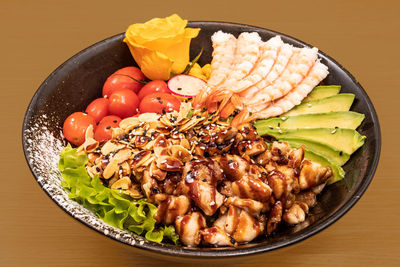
[59,144,179,244]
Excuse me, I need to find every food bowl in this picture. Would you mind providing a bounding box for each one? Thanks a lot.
[22,21,381,258]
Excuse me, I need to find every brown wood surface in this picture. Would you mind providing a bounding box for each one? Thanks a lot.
[1,0,399,266]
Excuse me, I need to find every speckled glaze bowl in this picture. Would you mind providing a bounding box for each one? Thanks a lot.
[22,22,381,258]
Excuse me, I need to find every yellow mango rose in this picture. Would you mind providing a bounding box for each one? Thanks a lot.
[124,14,200,80]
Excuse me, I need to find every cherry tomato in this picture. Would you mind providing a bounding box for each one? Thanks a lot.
[108,89,140,118]
[102,66,146,97]
[85,98,109,122]
[139,93,181,114]
[63,112,96,146]
[94,115,122,142]
[137,80,169,100]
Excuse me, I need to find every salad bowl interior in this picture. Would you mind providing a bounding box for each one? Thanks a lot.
[22,21,381,257]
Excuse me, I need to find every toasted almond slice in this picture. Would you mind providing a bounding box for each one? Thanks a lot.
[156,155,183,172]
[113,148,133,164]
[111,176,132,190]
[149,161,167,181]
[78,137,99,153]
[180,138,190,149]
[177,102,192,122]
[101,141,122,155]
[124,184,143,198]
[170,145,192,162]
[143,140,155,150]
[120,161,131,177]
[111,127,125,139]
[103,158,119,179]
[131,150,152,169]
[159,116,173,127]
[179,118,200,131]
[138,113,161,122]
[119,117,140,130]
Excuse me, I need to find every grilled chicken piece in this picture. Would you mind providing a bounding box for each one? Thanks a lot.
[233,210,265,243]
[175,212,206,246]
[282,202,309,225]
[295,190,317,208]
[232,175,272,202]
[288,145,305,170]
[267,170,287,199]
[188,180,224,216]
[201,226,235,247]
[236,139,267,157]
[255,150,272,166]
[154,195,191,225]
[141,169,162,202]
[277,165,300,194]
[266,201,283,234]
[184,159,224,186]
[216,154,250,181]
[225,197,264,216]
[299,160,332,190]
[270,141,291,164]
[219,181,234,197]
[237,123,259,141]
[161,172,181,195]
[248,164,268,182]
[213,206,265,244]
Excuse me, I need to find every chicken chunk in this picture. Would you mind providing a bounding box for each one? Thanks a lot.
[282,202,309,225]
[232,210,265,243]
[299,160,332,190]
[175,212,207,246]
[295,190,317,208]
[217,154,250,181]
[154,195,191,225]
[232,175,272,202]
[236,139,267,157]
[270,141,291,164]
[201,226,235,247]
[141,169,161,202]
[266,201,283,234]
[225,197,264,216]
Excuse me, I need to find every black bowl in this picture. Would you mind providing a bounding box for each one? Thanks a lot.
[22,21,381,258]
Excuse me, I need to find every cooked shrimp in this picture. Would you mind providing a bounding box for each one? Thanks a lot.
[249,61,329,119]
[218,32,262,90]
[207,31,237,87]
[239,43,294,103]
[230,36,283,93]
[245,47,318,108]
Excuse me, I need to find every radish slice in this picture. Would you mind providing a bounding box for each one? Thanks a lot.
[168,74,206,98]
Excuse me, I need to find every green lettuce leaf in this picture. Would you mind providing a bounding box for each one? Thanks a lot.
[59,144,179,244]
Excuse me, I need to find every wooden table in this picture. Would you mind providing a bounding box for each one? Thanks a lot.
[1,0,398,266]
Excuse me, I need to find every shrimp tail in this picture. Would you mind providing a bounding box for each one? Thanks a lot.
[230,108,250,128]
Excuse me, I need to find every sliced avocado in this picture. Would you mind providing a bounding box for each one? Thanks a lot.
[255,111,364,130]
[303,85,341,102]
[279,137,350,166]
[283,94,355,116]
[303,148,345,184]
[256,127,365,155]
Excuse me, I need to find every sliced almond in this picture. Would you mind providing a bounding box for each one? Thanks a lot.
[138,113,161,122]
[103,158,119,179]
[180,138,190,149]
[113,148,133,164]
[111,176,132,190]
[124,184,143,198]
[149,161,167,181]
[119,117,140,131]
[101,141,120,155]
[170,145,192,162]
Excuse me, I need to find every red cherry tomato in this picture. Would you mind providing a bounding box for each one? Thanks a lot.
[139,93,181,114]
[63,112,96,146]
[102,66,146,97]
[85,98,109,122]
[108,89,140,118]
[94,115,122,142]
[137,80,169,100]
